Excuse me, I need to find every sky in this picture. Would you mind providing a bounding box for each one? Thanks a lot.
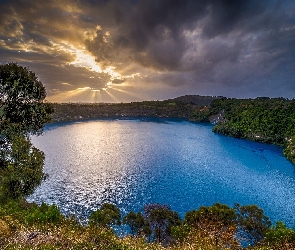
[0,0,294,103]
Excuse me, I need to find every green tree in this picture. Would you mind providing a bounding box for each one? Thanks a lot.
[150,208,182,243]
[143,203,182,243]
[0,135,44,199]
[265,221,295,247]
[89,203,121,228]
[0,62,52,134]
[184,203,238,248]
[184,203,237,228]
[0,62,53,199]
[235,203,272,245]
[122,211,145,236]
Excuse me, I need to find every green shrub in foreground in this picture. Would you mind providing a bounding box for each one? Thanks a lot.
[24,203,63,225]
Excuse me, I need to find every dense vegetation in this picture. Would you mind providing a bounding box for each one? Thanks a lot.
[1,199,295,249]
[50,95,219,122]
[208,98,295,164]
[0,63,53,200]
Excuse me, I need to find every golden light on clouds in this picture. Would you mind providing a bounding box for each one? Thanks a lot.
[49,38,126,96]
[0,2,175,103]
[70,47,102,73]
[48,87,92,102]
[1,0,294,102]
[61,82,73,86]
[48,85,111,103]
[111,87,146,101]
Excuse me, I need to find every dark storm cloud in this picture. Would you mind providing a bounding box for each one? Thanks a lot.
[85,0,294,80]
[0,0,294,100]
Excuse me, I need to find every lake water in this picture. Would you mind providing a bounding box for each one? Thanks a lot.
[28,118,295,227]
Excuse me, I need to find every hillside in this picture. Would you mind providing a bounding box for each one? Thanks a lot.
[209,98,295,164]
[50,95,221,123]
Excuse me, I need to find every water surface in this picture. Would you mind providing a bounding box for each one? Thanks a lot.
[29,119,295,227]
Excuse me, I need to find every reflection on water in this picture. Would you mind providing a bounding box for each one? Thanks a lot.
[29,119,295,227]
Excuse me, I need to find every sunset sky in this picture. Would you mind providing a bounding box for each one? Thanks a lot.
[0,0,294,103]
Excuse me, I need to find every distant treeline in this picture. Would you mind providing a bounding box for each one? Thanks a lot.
[50,95,220,123]
[50,95,295,164]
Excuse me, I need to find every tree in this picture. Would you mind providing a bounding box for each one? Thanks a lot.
[185,203,237,228]
[265,221,295,248]
[0,134,44,199]
[143,203,182,243]
[0,62,53,199]
[184,203,238,248]
[0,62,52,134]
[122,211,145,236]
[150,208,182,243]
[88,203,121,227]
[235,203,272,245]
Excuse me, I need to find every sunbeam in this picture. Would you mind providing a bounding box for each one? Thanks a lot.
[111,86,146,101]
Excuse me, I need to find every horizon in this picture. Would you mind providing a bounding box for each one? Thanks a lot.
[1,0,295,103]
[47,94,294,104]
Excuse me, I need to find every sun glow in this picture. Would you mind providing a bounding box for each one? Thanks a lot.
[48,86,93,102]
[111,86,146,100]
[70,48,103,73]
[45,37,142,102]
[102,88,120,102]
[70,47,123,83]
[51,41,124,90]
[47,83,146,103]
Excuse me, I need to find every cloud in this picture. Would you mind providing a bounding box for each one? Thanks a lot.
[112,78,125,84]
[0,0,294,101]
[84,0,295,74]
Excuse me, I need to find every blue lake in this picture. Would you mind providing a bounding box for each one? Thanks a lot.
[28,118,295,227]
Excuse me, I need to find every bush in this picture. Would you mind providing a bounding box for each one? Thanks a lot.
[24,203,63,225]
[88,203,121,227]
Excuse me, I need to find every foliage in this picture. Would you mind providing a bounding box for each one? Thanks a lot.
[123,211,145,236]
[1,200,294,249]
[209,97,295,164]
[24,203,63,225]
[144,203,171,216]
[0,62,53,199]
[184,203,239,248]
[265,221,295,247]
[185,202,237,228]
[88,203,121,227]
[235,203,272,245]
[149,208,182,243]
[50,95,219,123]
[189,106,211,122]
[143,203,182,243]
[171,224,191,243]
[284,135,295,164]
[0,62,53,135]
[0,134,45,199]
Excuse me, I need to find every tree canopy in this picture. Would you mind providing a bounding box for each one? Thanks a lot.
[0,62,52,135]
[89,203,121,227]
[0,63,53,199]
